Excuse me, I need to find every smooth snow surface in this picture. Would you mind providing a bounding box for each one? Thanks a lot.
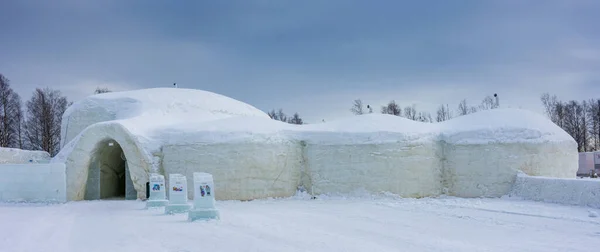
[1,197,599,252]
[0,148,50,164]
[53,88,578,201]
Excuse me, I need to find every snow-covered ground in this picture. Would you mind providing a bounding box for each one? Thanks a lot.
[1,195,598,252]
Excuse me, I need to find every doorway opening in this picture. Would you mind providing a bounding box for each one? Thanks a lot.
[85,139,134,200]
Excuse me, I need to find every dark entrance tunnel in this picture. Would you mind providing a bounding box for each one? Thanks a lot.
[85,139,135,200]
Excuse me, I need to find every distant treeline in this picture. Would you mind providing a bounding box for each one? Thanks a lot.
[0,73,113,156]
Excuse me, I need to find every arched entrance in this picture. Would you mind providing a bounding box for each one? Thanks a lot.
[84,139,137,200]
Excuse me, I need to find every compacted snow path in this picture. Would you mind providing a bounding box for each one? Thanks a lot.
[1,196,599,252]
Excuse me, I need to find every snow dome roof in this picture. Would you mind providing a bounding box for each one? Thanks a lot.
[60,87,575,150]
[60,87,269,146]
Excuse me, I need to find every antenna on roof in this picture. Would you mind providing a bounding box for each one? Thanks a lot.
[494,93,499,108]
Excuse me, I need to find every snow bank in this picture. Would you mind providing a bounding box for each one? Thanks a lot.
[54,88,578,201]
[0,163,66,203]
[0,148,50,164]
[509,172,600,208]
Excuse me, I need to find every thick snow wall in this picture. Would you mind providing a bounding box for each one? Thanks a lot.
[54,123,152,201]
[0,148,50,164]
[0,163,66,202]
[301,134,443,198]
[440,141,577,197]
[159,131,575,200]
[509,172,600,208]
[162,141,303,201]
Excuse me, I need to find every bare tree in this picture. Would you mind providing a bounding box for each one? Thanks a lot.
[418,112,433,123]
[436,104,453,122]
[479,95,498,110]
[94,87,112,94]
[539,93,598,152]
[267,109,287,122]
[541,93,556,118]
[0,74,23,148]
[350,99,365,115]
[562,100,588,152]
[15,99,25,149]
[540,93,566,128]
[24,87,69,156]
[267,109,277,120]
[457,99,477,116]
[381,100,401,116]
[581,100,590,151]
[268,108,304,124]
[288,113,304,125]
[587,99,600,151]
[457,99,468,116]
[276,109,287,122]
[404,104,417,120]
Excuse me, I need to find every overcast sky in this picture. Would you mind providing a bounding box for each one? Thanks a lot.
[2,0,599,123]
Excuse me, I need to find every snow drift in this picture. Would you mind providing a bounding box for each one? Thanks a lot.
[53,88,578,201]
[510,172,600,208]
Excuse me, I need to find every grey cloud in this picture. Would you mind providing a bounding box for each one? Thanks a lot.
[1,0,599,123]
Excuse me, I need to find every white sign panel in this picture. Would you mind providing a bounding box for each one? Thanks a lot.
[193,172,216,209]
[168,174,188,204]
[148,173,166,200]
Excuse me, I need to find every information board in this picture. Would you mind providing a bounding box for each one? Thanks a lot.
[148,173,166,200]
[168,173,188,204]
[193,172,216,209]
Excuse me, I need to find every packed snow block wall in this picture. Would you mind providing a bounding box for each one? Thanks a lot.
[0,148,50,164]
[441,141,577,198]
[0,163,66,202]
[162,141,303,200]
[303,140,442,198]
[510,173,600,208]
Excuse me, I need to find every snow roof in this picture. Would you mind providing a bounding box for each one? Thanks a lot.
[63,87,269,121]
[56,88,575,163]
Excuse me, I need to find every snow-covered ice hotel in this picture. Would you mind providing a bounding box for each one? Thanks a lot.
[0,88,581,203]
